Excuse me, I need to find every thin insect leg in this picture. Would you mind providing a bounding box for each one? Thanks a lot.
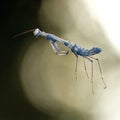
[75,56,78,80]
[49,41,69,55]
[83,57,89,79]
[85,57,94,95]
[89,57,107,89]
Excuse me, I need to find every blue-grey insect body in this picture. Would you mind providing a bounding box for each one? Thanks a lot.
[13,28,106,94]
[76,47,102,57]
[32,28,106,94]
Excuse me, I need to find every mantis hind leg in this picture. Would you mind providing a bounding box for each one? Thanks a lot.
[75,56,78,80]
[89,57,107,89]
[84,57,94,95]
[83,57,89,79]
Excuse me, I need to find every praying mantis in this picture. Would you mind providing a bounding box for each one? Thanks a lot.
[13,28,107,94]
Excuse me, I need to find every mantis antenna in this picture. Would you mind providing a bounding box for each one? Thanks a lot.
[12,29,35,39]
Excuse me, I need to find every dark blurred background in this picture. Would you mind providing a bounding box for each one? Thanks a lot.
[0,0,53,120]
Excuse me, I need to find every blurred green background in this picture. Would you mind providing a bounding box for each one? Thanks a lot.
[0,0,120,120]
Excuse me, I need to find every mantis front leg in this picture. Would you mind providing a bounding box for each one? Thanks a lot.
[49,41,69,56]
